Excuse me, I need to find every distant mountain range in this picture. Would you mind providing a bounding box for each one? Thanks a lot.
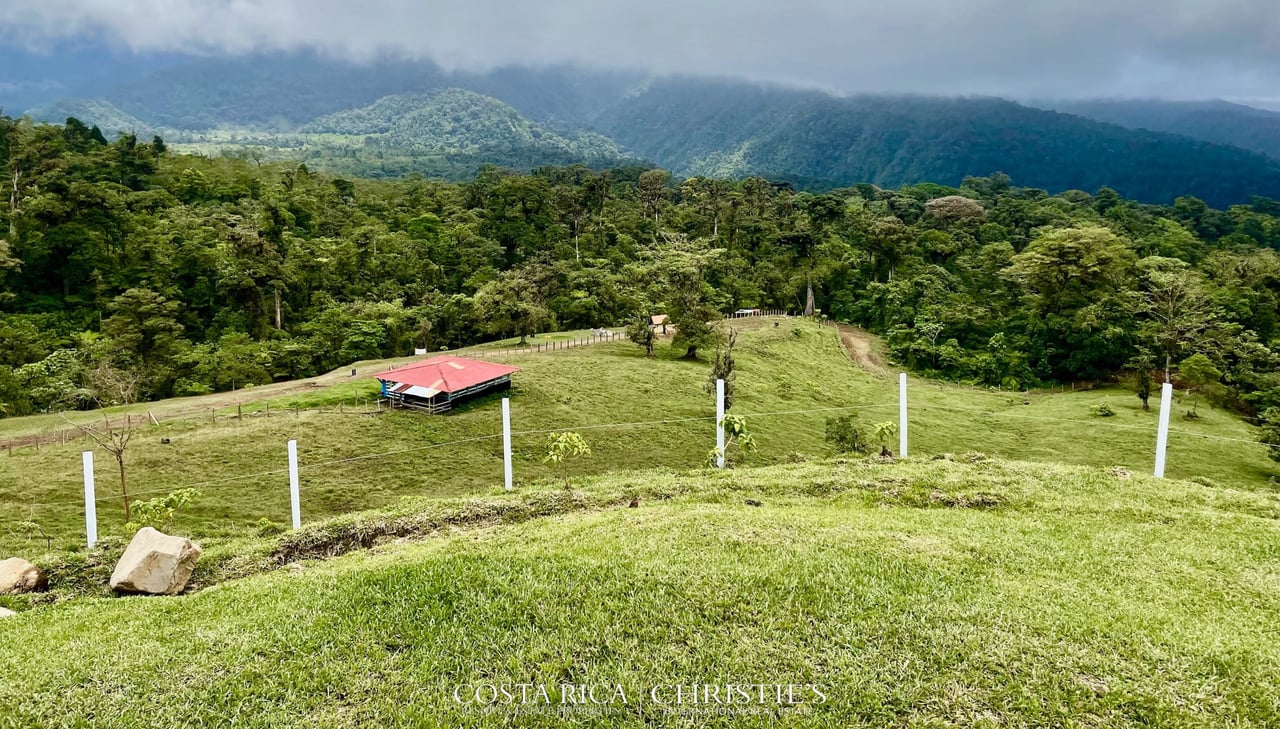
[1045,99,1280,161]
[7,47,1280,207]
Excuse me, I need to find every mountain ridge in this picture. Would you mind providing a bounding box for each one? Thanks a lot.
[10,52,1280,205]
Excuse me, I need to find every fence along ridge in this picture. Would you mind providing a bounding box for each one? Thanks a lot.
[45,362,1279,547]
[57,396,1280,505]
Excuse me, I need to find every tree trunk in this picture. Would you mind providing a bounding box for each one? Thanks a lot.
[274,289,283,330]
[804,275,815,317]
[1164,353,1172,383]
[683,347,698,360]
[116,453,130,523]
[8,169,18,238]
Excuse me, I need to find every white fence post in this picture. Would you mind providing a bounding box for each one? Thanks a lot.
[502,397,513,491]
[716,378,726,468]
[288,439,301,529]
[898,372,909,458]
[1154,382,1173,478]
[82,450,97,548]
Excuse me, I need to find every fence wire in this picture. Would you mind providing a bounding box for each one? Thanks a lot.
[9,382,1279,544]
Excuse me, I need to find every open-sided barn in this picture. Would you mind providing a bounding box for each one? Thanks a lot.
[376,355,519,413]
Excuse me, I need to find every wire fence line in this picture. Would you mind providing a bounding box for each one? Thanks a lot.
[11,367,1279,550]
[85,405,900,505]
[25,403,894,511]
[4,312,816,456]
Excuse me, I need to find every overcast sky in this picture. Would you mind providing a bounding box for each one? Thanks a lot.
[1,0,1278,101]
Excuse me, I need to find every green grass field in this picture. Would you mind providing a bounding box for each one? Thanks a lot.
[0,318,1274,554]
[3,458,1279,727]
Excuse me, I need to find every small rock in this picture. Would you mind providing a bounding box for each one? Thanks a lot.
[110,527,202,595]
[744,499,763,507]
[1110,466,1133,480]
[628,496,640,508]
[0,558,46,594]
[287,562,305,574]
[0,607,15,619]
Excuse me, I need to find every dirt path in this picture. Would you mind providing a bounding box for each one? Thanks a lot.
[834,323,890,377]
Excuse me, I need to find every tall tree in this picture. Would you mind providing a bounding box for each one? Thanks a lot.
[474,270,551,345]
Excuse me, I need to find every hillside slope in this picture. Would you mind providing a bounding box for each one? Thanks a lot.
[2,458,1279,726]
[0,319,1272,554]
[594,79,1280,206]
[302,89,625,164]
[16,53,1280,203]
[1048,98,1280,161]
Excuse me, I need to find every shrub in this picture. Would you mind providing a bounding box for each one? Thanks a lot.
[709,413,756,467]
[125,489,201,533]
[255,517,287,537]
[825,415,868,454]
[1090,401,1115,417]
[544,432,591,486]
[872,421,898,456]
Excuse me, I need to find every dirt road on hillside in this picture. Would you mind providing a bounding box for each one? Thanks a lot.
[834,323,890,377]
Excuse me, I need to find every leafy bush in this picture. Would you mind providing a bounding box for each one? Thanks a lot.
[825,416,868,454]
[125,489,201,533]
[1090,401,1116,417]
[873,421,899,456]
[544,432,591,485]
[708,413,756,467]
[1260,409,1280,464]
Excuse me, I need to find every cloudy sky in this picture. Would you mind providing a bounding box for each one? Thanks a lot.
[1,0,1278,101]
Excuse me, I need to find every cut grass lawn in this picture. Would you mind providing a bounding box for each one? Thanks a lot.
[0,317,1275,554]
[2,458,1279,727]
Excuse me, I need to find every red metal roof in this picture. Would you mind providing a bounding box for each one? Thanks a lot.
[376,355,519,395]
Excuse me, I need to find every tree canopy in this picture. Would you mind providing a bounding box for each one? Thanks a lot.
[1,114,1279,431]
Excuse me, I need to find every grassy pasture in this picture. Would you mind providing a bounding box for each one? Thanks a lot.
[0,317,1273,554]
[2,458,1279,727]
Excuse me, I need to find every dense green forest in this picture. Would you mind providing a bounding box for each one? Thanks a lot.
[3,115,1280,442]
[1048,99,1280,161]
[19,56,1280,208]
[593,79,1280,207]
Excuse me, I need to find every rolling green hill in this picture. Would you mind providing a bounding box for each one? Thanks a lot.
[302,89,624,164]
[24,97,158,138]
[2,320,1278,726]
[0,319,1272,556]
[3,456,1279,726]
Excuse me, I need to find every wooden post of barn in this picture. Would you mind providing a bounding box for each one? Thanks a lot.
[898,372,909,459]
[715,378,726,469]
[502,398,513,491]
[83,450,97,548]
[1154,382,1173,478]
[288,439,301,529]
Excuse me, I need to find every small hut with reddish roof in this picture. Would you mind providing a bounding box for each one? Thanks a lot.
[376,355,519,413]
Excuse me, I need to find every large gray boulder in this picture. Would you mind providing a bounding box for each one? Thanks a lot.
[110,528,202,595]
[0,558,46,594]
